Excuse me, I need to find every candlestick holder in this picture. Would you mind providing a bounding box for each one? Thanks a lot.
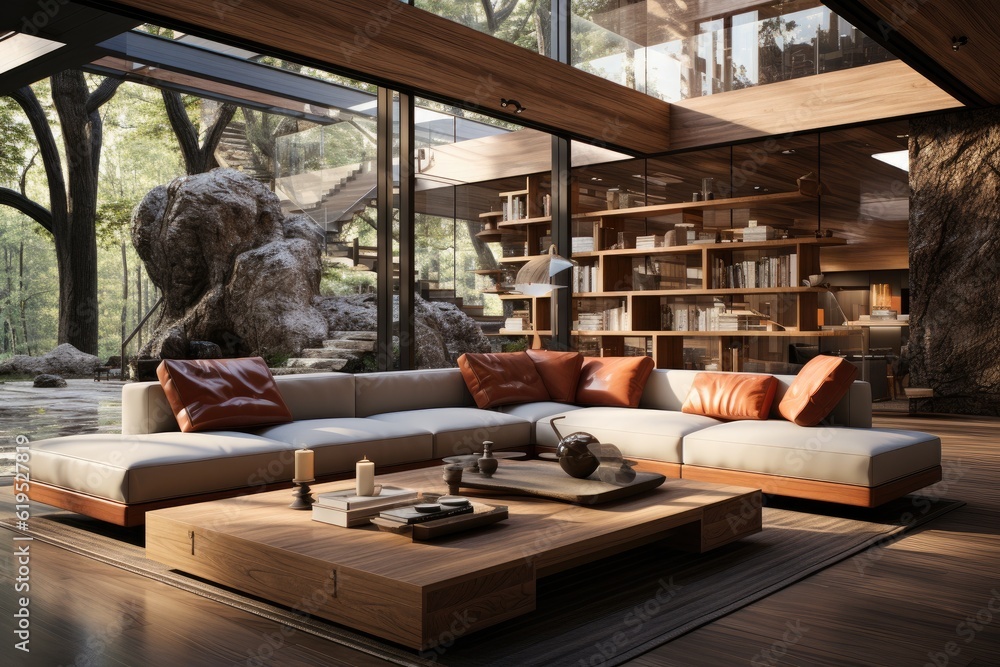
[289,479,316,510]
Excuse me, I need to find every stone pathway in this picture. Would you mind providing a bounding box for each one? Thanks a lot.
[0,379,124,476]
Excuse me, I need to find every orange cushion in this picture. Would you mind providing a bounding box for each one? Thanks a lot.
[526,349,584,403]
[681,372,778,421]
[156,357,293,433]
[457,351,550,409]
[575,356,655,408]
[778,355,858,426]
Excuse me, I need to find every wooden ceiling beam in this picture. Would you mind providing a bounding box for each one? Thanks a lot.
[80,0,671,154]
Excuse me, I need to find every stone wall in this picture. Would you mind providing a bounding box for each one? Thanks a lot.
[909,107,1000,415]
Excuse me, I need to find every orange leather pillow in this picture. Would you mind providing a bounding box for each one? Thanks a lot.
[526,349,584,403]
[457,351,550,409]
[681,372,778,421]
[575,356,655,408]
[156,357,293,433]
[778,355,858,426]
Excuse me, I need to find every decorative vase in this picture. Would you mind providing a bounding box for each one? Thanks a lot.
[478,441,498,478]
[556,432,600,479]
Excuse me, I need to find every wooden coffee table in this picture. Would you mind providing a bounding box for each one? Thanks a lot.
[145,461,761,650]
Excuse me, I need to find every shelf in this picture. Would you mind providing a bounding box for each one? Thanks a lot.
[574,287,829,297]
[571,330,848,338]
[499,254,543,264]
[468,269,503,276]
[478,211,505,219]
[499,329,552,335]
[573,191,816,220]
[573,236,845,258]
[497,215,552,228]
[499,189,529,197]
[499,293,550,301]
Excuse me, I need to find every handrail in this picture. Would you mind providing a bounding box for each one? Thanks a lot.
[121,296,163,379]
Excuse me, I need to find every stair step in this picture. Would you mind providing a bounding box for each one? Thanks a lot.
[328,331,378,341]
[461,305,485,317]
[321,339,375,352]
[284,358,348,371]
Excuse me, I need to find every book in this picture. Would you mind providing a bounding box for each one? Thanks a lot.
[378,504,474,525]
[311,498,418,528]
[314,485,418,510]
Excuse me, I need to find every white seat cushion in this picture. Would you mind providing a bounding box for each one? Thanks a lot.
[497,402,585,441]
[367,407,531,458]
[255,418,433,474]
[30,432,294,504]
[682,420,941,487]
[535,407,722,464]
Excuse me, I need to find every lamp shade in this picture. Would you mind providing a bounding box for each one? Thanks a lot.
[514,245,577,295]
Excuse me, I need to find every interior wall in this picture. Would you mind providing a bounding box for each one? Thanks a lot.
[909,106,1000,416]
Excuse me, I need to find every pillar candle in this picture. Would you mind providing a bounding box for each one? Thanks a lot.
[356,456,375,496]
[294,448,314,482]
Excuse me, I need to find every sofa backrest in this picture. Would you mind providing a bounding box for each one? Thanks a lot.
[121,372,357,435]
[354,368,474,417]
[639,369,872,428]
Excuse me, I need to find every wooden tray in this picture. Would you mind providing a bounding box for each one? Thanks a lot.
[370,501,508,540]
[458,461,665,505]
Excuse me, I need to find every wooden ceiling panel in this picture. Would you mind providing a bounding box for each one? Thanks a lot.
[839,0,1000,105]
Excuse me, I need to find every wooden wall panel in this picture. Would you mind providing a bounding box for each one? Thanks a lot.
[670,60,959,150]
[94,0,671,154]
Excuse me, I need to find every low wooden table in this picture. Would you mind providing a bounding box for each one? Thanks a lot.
[145,461,761,650]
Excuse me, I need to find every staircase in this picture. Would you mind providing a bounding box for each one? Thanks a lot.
[277,163,377,245]
[282,331,376,372]
[215,121,271,182]
[420,282,505,335]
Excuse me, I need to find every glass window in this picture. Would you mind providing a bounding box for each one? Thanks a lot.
[414,1,551,57]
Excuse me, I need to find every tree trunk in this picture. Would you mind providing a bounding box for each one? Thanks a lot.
[120,240,128,348]
[51,70,104,354]
[136,262,143,349]
[19,240,29,355]
[163,91,237,174]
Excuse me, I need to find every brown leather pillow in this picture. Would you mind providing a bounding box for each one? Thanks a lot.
[575,356,655,408]
[778,355,858,426]
[681,372,779,421]
[156,357,293,433]
[525,349,584,403]
[457,351,551,409]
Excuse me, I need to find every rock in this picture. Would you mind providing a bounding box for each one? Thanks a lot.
[187,341,223,359]
[32,374,67,388]
[910,108,1000,416]
[317,294,489,368]
[0,344,102,377]
[132,169,327,361]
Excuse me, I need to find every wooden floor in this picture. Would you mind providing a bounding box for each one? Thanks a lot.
[2,412,998,666]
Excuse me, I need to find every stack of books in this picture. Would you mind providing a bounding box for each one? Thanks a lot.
[505,309,530,331]
[742,225,776,242]
[312,486,419,527]
[572,236,595,252]
[636,235,663,249]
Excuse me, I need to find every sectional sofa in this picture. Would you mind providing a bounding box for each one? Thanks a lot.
[27,361,942,526]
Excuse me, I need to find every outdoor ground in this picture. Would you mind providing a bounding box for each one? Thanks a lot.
[0,379,124,476]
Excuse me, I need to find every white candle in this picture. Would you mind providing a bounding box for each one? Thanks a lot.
[356,456,375,496]
[294,449,314,482]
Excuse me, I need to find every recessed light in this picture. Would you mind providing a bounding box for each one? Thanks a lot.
[781,149,796,155]
[896,134,909,138]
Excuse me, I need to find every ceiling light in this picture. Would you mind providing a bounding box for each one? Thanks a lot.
[951,36,968,51]
[0,33,65,75]
[781,149,796,155]
[872,150,908,171]
[499,98,525,114]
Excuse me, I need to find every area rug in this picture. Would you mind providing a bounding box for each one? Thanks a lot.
[2,495,962,667]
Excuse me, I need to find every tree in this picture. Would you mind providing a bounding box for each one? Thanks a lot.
[162,91,237,174]
[0,71,122,354]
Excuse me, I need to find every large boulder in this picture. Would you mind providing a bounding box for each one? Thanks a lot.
[0,344,102,377]
[317,293,490,367]
[132,169,328,360]
[32,374,67,388]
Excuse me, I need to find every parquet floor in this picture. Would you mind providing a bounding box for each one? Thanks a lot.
[1,412,997,666]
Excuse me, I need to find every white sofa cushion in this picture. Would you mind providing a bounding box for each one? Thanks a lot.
[254,418,433,474]
[682,420,941,487]
[535,407,722,464]
[355,368,474,417]
[366,407,530,458]
[30,432,295,504]
[498,402,585,441]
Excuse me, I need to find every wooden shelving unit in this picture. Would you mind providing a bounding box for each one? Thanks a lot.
[488,186,853,370]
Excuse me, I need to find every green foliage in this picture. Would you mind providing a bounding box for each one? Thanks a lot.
[95,198,138,250]
[321,262,377,296]
[0,97,33,186]
[501,337,529,352]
